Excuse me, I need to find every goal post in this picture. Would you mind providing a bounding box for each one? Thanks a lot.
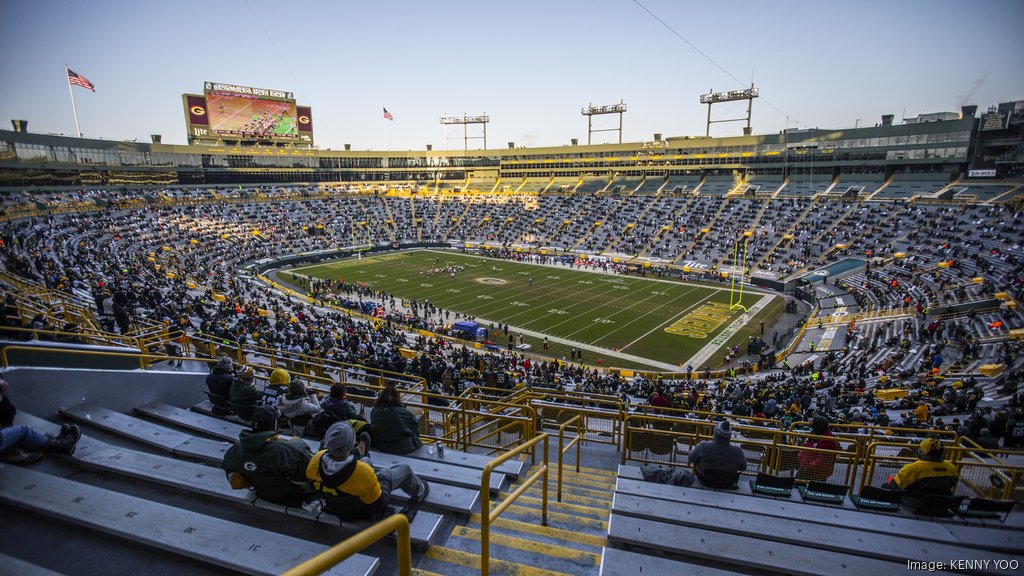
[729,232,752,311]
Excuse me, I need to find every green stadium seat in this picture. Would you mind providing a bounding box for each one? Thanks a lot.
[749,473,794,498]
[850,485,903,513]
[957,498,1015,523]
[798,481,848,505]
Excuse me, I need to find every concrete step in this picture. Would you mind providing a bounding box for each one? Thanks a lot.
[467,514,608,549]
[418,546,573,576]
[516,477,610,500]
[503,488,612,510]
[528,467,614,487]
[489,502,608,532]
[442,527,600,575]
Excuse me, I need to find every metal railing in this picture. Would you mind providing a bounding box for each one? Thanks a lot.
[622,413,864,489]
[0,325,142,350]
[557,415,582,502]
[862,440,1024,498]
[281,513,410,576]
[480,433,549,576]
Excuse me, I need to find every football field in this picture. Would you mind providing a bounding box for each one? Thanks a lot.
[286,249,781,370]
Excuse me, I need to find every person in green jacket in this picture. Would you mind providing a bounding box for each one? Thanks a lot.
[222,405,314,506]
[369,385,423,454]
[229,364,263,421]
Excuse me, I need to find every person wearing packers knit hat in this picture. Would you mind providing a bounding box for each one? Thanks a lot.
[885,437,959,514]
[229,364,262,420]
[306,421,429,521]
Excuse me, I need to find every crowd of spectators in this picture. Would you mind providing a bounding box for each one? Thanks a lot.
[1,185,1023,457]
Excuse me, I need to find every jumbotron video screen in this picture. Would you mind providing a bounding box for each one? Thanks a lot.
[206,91,298,138]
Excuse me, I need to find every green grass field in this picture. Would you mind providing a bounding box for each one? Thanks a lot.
[286,249,781,370]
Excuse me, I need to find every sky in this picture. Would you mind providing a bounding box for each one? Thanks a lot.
[1,0,1022,152]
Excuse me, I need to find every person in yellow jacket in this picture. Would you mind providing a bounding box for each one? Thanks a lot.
[885,438,959,514]
[913,401,929,424]
[306,421,429,521]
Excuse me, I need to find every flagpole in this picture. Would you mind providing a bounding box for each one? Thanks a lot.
[66,65,82,137]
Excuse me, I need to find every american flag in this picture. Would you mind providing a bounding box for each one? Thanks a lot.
[67,69,95,92]
[383,107,393,121]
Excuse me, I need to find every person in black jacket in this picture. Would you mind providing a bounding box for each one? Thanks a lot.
[205,356,235,415]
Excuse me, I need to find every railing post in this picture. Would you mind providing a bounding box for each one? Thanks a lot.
[282,513,410,576]
[542,434,549,527]
[575,416,582,474]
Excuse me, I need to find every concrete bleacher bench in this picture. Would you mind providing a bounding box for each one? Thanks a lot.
[0,465,378,576]
[404,443,526,479]
[0,553,66,576]
[599,547,745,576]
[70,434,443,548]
[364,452,508,495]
[60,404,479,514]
[611,493,1019,573]
[145,401,508,494]
[615,471,1024,554]
[616,464,806,503]
[607,513,919,576]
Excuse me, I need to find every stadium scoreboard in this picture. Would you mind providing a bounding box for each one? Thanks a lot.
[183,82,313,145]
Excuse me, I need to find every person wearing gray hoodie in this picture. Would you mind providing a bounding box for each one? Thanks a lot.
[687,420,747,487]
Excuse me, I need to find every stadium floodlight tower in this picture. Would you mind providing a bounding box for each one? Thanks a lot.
[700,84,759,137]
[440,114,490,151]
[582,101,627,145]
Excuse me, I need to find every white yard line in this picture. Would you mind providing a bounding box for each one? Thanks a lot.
[619,295,712,352]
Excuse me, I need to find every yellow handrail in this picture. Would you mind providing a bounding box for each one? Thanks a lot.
[481,433,548,576]
[281,513,410,576]
[557,414,582,502]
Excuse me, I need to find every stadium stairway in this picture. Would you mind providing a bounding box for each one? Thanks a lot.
[381,197,399,242]
[413,462,615,576]
[713,197,773,270]
[672,197,733,265]
[746,197,818,274]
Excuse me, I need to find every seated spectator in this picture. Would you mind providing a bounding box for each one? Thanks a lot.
[914,401,929,424]
[649,387,670,411]
[276,381,322,427]
[370,385,423,454]
[306,421,429,521]
[0,379,81,465]
[303,384,360,440]
[1005,408,1024,450]
[885,438,959,513]
[262,368,292,404]
[323,384,359,420]
[222,405,314,506]
[974,428,1000,452]
[229,365,262,421]
[797,416,839,481]
[687,420,747,488]
[205,356,235,415]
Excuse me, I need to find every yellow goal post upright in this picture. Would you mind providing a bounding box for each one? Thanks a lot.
[729,231,752,311]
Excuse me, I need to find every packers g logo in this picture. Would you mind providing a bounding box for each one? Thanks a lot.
[191,106,206,116]
[243,461,257,472]
[298,115,310,125]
